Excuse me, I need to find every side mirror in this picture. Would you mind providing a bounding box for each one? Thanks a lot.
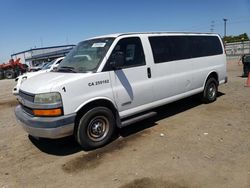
[111,51,124,69]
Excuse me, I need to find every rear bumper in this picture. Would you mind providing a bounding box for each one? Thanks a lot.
[15,105,76,139]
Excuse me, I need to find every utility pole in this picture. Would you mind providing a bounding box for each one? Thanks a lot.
[223,18,228,37]
[210,21,215,33]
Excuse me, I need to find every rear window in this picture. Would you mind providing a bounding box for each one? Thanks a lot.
[149,36,223,63]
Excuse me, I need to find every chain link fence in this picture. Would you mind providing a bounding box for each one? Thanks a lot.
[225,41,250,58]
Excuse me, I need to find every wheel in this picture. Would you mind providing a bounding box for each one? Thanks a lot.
[75,107,116,150]
[202,77,218,103]
[4,69,15,79]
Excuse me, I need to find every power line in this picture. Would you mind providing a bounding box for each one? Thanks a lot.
[228,19,250,25]
[182,17,250,35]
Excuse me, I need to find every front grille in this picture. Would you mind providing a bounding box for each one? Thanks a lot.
[19,90,34,102]
[21,105,34,116]
[18,90,35,116]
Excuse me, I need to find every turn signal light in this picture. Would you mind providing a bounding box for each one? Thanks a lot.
[33,108,62,117]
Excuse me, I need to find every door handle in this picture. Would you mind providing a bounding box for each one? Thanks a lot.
[147,67,151,78]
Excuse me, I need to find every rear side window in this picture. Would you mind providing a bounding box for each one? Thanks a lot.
[190,36,223,58]
[149,36,223,63]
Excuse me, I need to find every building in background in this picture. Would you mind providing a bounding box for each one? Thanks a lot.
[11,45,75,66]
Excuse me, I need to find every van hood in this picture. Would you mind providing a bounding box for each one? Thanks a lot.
[20,72,92,94]
[24,70,48,78]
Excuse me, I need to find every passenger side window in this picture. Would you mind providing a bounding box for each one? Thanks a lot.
[108,37,145,69]
[190,36,222,58]
[149,36,223,64]
[149,36,191,63]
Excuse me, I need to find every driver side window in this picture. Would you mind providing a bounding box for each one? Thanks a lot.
[106,37,145,70]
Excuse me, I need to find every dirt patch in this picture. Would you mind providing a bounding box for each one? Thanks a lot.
[62,130,150,173]
[119,177,188,188]
[0,62,250,188]
[0,99,18,108]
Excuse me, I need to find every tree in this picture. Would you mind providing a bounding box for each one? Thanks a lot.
[223,33,249,43]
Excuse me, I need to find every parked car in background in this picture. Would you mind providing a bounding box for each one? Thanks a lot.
[29,62,48,72]
[13,57,64,95]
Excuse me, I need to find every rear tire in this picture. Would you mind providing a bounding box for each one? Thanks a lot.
[75,107,116,150]
[4,69,15,79]
[202,77,218,103]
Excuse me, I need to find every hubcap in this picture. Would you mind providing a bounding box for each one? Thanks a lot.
[6,73,12,78]
[87,116,109,142]
[208,83,216,99]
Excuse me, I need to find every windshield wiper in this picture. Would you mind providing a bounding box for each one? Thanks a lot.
[57,66,77,73]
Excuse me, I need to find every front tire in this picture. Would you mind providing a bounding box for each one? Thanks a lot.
[75,107,116,150]
[202,77,218,103]
[4,69,15,79]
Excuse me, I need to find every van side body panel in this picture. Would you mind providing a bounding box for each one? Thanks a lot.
[113,34,226,118]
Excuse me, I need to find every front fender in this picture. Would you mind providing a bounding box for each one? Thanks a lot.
[75,97,117,113]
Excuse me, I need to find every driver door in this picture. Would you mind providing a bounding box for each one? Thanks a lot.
[107,37,154,117]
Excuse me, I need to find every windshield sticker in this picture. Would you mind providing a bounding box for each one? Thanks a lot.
[92,43,106,48]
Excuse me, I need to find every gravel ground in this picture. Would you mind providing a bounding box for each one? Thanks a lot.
[0,60,249,188]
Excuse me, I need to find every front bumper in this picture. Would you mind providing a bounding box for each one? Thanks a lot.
[15,105,76,139]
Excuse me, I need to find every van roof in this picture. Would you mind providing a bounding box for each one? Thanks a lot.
[89,32,220,39]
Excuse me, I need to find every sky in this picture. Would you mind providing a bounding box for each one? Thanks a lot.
[0,0,250,63]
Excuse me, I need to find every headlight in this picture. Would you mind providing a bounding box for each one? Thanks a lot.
[34,92,62,104]
[21,76,27,83]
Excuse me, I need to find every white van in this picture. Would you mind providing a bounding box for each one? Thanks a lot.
[15,32,227,150]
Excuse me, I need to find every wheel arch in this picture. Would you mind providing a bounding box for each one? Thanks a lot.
[203,71,219,88]
[74,97,120,131]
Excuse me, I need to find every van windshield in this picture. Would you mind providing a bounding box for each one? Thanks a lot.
[57,38,114,73]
